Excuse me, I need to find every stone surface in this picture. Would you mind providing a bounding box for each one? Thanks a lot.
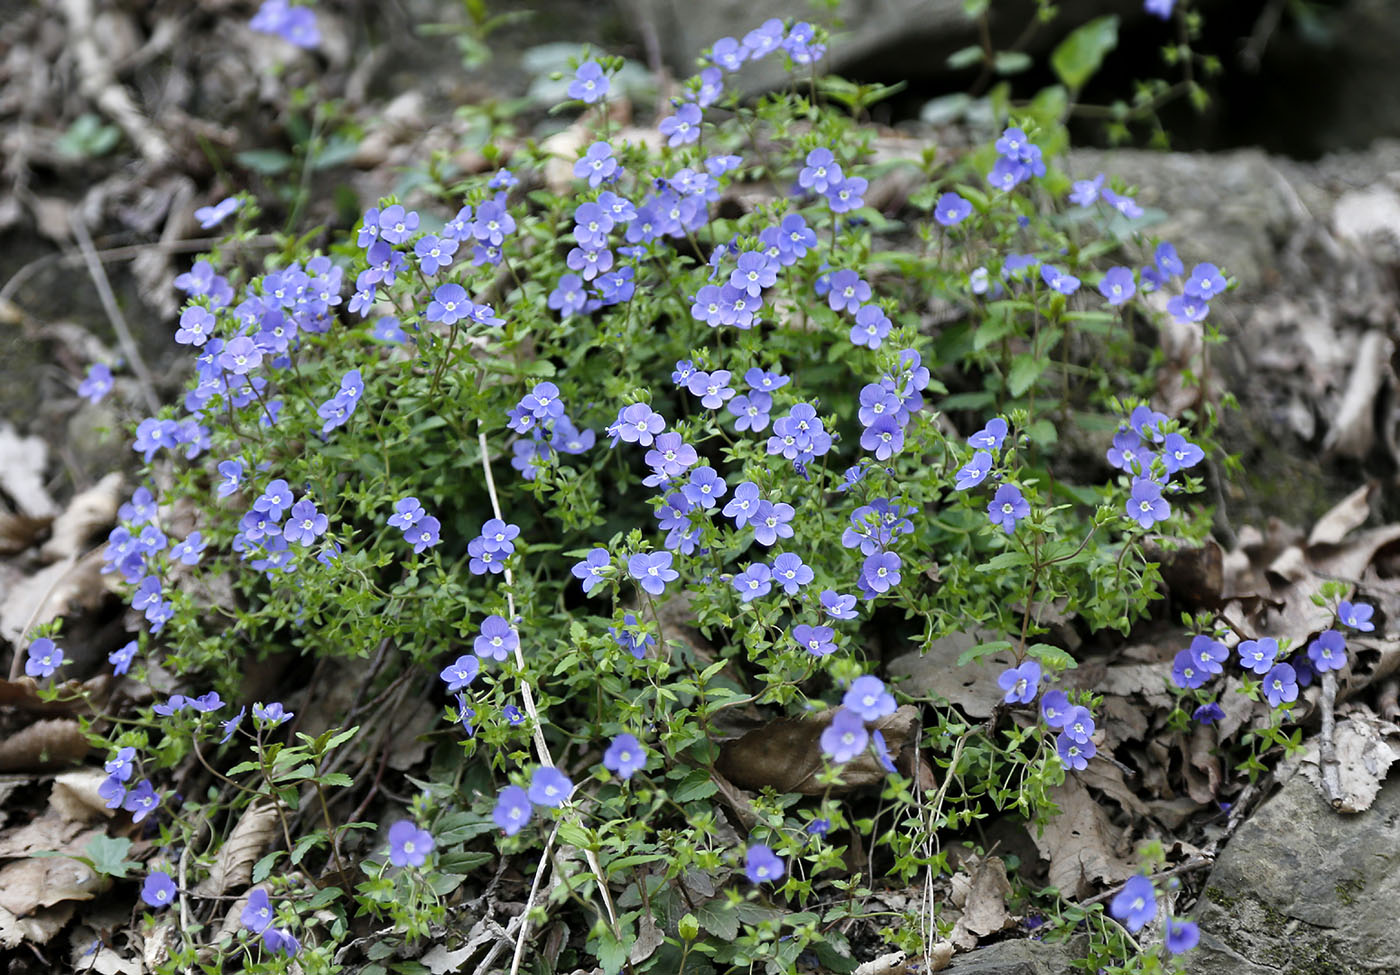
[613,0,1153,92]
[1192,769,1400,974]
[942,938,1072,975]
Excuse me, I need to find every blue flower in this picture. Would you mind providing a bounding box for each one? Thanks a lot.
[1172,649,1209,689]
[968,417,1009,450]
[78,363,115,403]
[1126,477,1170,530]
[744,843,784,883]
[1162,433,1204,473]
[609,613,655,658]
[1190,635,1229,675]
[844,675,895,721]
[474,615,518,662]
[987,484,1030,533]
[1164,918,1199,954]
[1098,266,1135,306]
[821,709,869,763]
[820,589,858,620]
[1040,265,1080,295]
[105,747,136,782]
[1237,637,1278,675]
[142,871,177,908]
[659,103,702,146]
[860,551,901,595]
[574,141,618,187]
[387,497,424,531]
[253,702,293,726]
[568,61,609,103]
[751,500,796,547]
[528,766,573,807]
[792,623,837,656]
[194,196,240,229]
[998,661,1041,704]
[123,779,160,823]
[1069,173,1104,206]
[282,498,328,546]
[770,552,814,595]
[1110,876,1157,933]
[1040,689,1070,727]
[627,552,677,596]
[442,655,481,692]
[681,466,727,509]
[1101,188,1142,219]
[728,392,773,432]
[1185,262,1227,299]
[723,481,762,527]
[603,734,647,780]
[1192,702,1225,725]
[493,785,533,835]
[934,191,973,226]
[850,305,891,349]
[571,548,611,594]
[1307,629,1347,672]
[799,148,842,194]
[733,563,773,603]
[1337,600,1375,632]
[955,451,994,491]
[387,820,435,868]
[25,638,64,679]
[1263,662,1298,707]
[1056,732,1095,770]
[1062,706,1095,743]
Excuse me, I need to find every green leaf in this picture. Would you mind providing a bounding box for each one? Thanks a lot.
[1026,642,1077,670]
[1007,354,1047,397]
[994,51,1033,75]
[962,0,990,17]
[1050,15,1119,91]
[946,45,984,71]
[957,639,1012,667]
[438,850,493,874]
[85,834,137,879]
[978,552,1029,573]
[671,769,717,803]
[253,851,282,884]
[236,149,295,175]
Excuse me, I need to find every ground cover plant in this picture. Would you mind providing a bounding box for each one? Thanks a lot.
[12,1,1392,973]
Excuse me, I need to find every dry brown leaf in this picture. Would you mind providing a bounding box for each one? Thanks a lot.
[630,909,664,965]
[857,945,952,975]
[0,674,109,714]
[0,836,105,915]
[0,902,75,949]
[1291,712,1400,813]
[887,630,1014,718]
[0,422,57,518]
[41,472,122,562]
[0,810,90,859]
[0,513,52,556]
[1182,725,1222,805]
[1077,761,1151,819]
[711,767,759,831]
[0,547,110,649]
[1322,333,1392,459]
[716,706,918,795]
[193,799,282,897]
[0,719,88,772]
[50,769,115,823]
[959,856,1014,940]
[385,696,437,772]
[1143,538,1225,607]
[1306,483,1375,547]
[1032,778,1136,899]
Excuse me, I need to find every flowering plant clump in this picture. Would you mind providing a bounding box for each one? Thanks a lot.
[27,4,1274,973]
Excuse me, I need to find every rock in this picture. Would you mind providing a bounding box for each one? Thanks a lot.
[1191,768,1400,974]
[613,0,1160,92]
[942,938,1072,974]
